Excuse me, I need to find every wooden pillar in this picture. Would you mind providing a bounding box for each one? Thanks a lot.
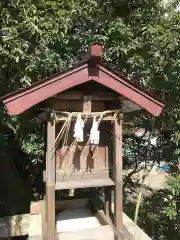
[46,115,56,240]
[41,123,47,240]
[113,115,123,236]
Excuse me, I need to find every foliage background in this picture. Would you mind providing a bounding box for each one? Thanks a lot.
[0,0,180,239]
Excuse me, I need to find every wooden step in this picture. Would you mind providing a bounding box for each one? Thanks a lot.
[55,178,114,190]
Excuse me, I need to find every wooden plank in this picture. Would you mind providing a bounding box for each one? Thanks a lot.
[83,95,92,113]
[56,170,109,181]
[104,186,111,217]
[50,98,106,112]
[113,115,123,237]
[53,91,117,100]
[55,178,115,190]
[46,118,56,240]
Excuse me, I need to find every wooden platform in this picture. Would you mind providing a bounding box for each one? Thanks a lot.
[55,178,114,190]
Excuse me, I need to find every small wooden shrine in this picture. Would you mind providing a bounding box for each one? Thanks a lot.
[2,44,165,240]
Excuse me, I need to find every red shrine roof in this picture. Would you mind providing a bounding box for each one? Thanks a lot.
[1,44,165,116]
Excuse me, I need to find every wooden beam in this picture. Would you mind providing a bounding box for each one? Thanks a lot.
[46,117,56,240]
[56,115,117,122]
[113,115,123,237]
[55,178,115,190]
[56,170,109,181]
[53,91,118,100]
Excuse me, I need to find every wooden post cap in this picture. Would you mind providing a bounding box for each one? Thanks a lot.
[88,43,103,62]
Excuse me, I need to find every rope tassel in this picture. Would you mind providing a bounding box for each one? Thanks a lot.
[73,114,84,142]
[90,116,100,144]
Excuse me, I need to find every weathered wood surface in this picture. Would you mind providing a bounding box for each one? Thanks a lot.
[55,178,115,190]
[0,214,30,237]
[113,116,123,233]
[56,170,110,181]
[56,121,111,174]
[83,95,92,113]
[54,90,117,100]
[45,118,56,240]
